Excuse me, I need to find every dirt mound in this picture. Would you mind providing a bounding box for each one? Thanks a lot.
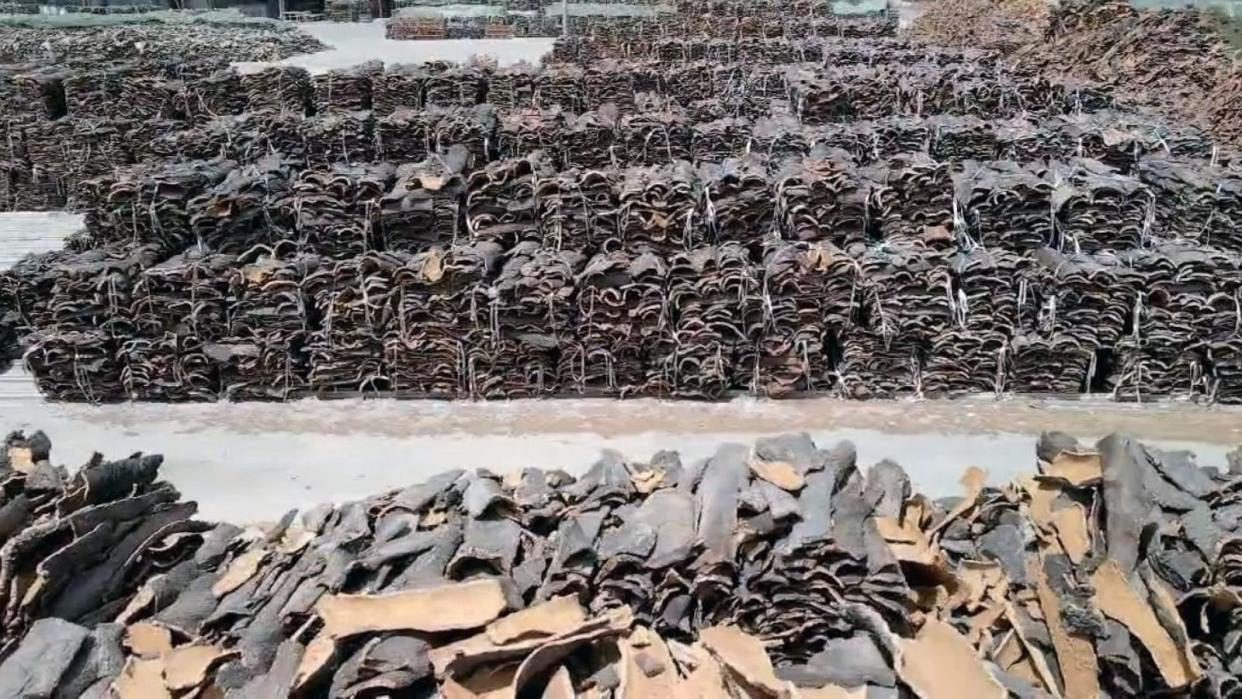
[1017,1,1240,139]
[914,0,1242,148]
[908,0,1051,51]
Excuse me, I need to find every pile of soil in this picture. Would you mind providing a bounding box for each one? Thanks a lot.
[912,0,1242,149]
[907,0,1050,51]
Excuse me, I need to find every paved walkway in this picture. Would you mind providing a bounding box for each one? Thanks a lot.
[0,212,81,271]
[0,394,1237,522]
[236,21,554,74]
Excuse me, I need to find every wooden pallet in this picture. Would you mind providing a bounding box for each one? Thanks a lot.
[280,10,323,22]
[388,17,448,40]
[484,23,516,39]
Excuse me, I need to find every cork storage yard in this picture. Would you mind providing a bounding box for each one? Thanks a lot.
[3,0,1242,696]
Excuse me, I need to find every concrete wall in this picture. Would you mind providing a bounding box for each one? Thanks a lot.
[177,0,271,15]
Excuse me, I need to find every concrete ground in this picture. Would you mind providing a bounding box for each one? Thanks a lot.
[235,20,554,74]
[0,212,81,270]
[0,393,1238,522]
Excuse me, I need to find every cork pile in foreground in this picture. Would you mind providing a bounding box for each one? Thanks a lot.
[0,429,1240,696]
